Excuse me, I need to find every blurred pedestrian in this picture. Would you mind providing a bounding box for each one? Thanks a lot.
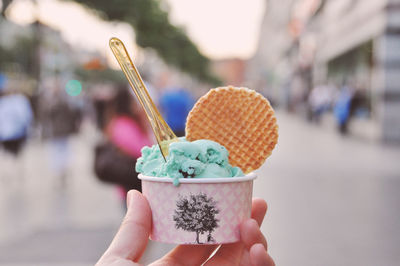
[0,73,33,184]
[334,84,354,135]
[40,84,81,187]
[307,84,333,123]
[288,76,307,113]
[159,88,194,137]
[94,86,152,207]
[107,87,151,161]
[0,73,33,156]
[350,86,369,119]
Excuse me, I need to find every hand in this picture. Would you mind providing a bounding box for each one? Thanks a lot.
[96,190,275,266]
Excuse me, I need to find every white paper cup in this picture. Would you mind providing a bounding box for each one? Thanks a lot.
[139,173,256,245]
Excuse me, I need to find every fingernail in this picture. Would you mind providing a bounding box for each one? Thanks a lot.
[248,218,259,228]
[126,190,133,209]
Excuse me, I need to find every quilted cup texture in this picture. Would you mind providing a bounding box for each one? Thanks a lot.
[141,175,255,245]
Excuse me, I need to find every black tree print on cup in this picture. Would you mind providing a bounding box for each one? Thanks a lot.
[173,193,220,244]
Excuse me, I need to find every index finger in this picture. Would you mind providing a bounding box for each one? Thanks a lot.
[251,198,268,226]
[202,198,268,266]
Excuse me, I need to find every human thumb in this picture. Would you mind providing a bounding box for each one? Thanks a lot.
[103,190,152,262]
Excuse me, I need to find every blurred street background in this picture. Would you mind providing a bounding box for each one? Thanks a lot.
[1,0,400,265]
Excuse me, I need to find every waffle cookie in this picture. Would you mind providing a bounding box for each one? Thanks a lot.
[186,86,278,173]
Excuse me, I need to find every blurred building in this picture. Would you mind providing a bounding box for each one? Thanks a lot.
[137,47,213,99]
[37,21,76,82]
[211,58,246,86]
[247,0,400,142]
[0,18,79,94]
[246,0,295,105]
[0,18,31,48]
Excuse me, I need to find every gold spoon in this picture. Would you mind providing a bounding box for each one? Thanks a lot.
[109,37,178,160]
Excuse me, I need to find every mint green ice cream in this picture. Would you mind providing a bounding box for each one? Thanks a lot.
[136,139,244,186]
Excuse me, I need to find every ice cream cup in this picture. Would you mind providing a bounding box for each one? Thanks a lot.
[138,173,257,245]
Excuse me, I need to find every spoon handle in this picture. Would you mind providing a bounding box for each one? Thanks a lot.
[109,37,178,160]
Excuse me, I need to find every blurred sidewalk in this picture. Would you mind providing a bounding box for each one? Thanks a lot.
[0,122,174,266]
[256,112,400,266]
[318,113,381,142]
[0,113,399,265]
[0,122,123,265]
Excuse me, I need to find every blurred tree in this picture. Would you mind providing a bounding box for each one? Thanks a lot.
[1,0,221,85]
[0,35,36,75]
[0,0,12,17]
[75,67,126,84]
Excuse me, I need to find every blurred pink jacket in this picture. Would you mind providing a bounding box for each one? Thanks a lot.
[107,116,151,158]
